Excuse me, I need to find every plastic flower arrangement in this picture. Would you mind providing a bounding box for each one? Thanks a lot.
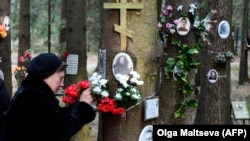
[19,50,32,68]
[89,72,125,115]
[13,50,32,80]
[62,72,125,115]
[62,80,91,105]
[193,9,218,45]
[114,71,144,109]
[158,5,179,43]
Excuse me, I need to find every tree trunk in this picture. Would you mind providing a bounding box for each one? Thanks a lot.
[0,0,12,97]
[17,0,30,87]
[194,0,232,124]
[100,0,158,140]
[64,0,91,141]
[239,0,249,84]
[157,0,200,125]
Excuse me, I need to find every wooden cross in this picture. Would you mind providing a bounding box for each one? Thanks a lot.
[104,0,143,51]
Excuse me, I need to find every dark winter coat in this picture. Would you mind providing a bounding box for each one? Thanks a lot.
[0,78,10,116]
[0,78,10,140]
[2,75,96,141]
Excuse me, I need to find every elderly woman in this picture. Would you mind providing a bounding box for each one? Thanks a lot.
[2,53,96,141]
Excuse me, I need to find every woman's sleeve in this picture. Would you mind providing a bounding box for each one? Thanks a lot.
[0,79,10,114]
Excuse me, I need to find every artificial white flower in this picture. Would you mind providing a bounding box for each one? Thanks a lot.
[125,92,130,96]
[114,93,122,100]
[137,80,144,86]
[177,5,183,11]
[93,86,102,93]
[101,90,109,97]
[170,29,176,34]
[132,94,140,100]
[89,72,109,98]
[114,70,144,108]
[99,79,108,86]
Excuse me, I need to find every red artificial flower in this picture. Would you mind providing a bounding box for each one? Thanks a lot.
[62,52,69,58]
[19,56,25,63]
[64,84,78,98]
[111,107,125,115]
[62,96,75,105]
[77,80,91,90]
[97,97,125,115]
[62,80,91,105]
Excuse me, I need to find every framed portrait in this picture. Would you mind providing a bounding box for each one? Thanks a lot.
[112,52,133,81]
[218,20,230,39]
[173,65,182,81]
[138,125,153,141]
[177,17,190,36]
[207,69,218,83]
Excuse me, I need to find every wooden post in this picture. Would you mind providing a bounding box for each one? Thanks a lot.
[103,0,143,51]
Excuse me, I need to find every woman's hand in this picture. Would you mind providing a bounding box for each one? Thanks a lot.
[79,88,93,105]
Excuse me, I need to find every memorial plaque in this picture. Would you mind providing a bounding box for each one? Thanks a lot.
[144,97,159,120]
[231,101,250,119]
[66,54,78,75]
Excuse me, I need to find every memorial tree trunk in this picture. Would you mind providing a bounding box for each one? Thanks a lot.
[157,0,200,124]
[239,0,249,84]
[194,0,232,124]
[17,0,30,87]
[0,0,12,97]
[100,0,159,141]
[63,0,91,141]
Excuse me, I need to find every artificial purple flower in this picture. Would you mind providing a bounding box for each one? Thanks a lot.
[173,19,179,25]
[166,23,173,29]
[166,5,173,11]
[163,10,169,16]
[157,22,163,28]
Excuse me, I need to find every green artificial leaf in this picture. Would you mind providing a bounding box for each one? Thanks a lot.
[187,48,199,54]
[174,110,186,119]
[186,99,198,108]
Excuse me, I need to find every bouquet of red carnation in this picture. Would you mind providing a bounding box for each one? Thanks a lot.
[62,80,91,105]
[98,97,125,115]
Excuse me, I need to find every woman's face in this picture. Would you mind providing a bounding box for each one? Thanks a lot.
[119,56,126,64]
[43,71,65,93]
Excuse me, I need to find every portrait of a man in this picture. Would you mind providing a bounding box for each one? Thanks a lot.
[177,17,190,36]
[218,20,230,39]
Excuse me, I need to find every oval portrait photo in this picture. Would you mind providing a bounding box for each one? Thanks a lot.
[177,17,190,36]
[207,69,218,83]
[112,52,133,81]
[138,125,153,141]
[218,20,230,39]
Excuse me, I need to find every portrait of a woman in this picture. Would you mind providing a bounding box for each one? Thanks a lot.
[112,53,133,81]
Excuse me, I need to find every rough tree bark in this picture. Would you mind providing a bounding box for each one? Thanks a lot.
[239,0,249,84]
[64,0,91,141]
[17,0,30,87]
[157,0,199,125]
[100,0,159,140]
[194,0,232,124]
[0,0,12,97]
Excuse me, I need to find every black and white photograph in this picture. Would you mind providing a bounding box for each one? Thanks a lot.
[138,125,153,141]
[177,17,190,36]
[112,52,133,81]
[207,69,218,83]
[173,65,182,81]
[218,20,230,39]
